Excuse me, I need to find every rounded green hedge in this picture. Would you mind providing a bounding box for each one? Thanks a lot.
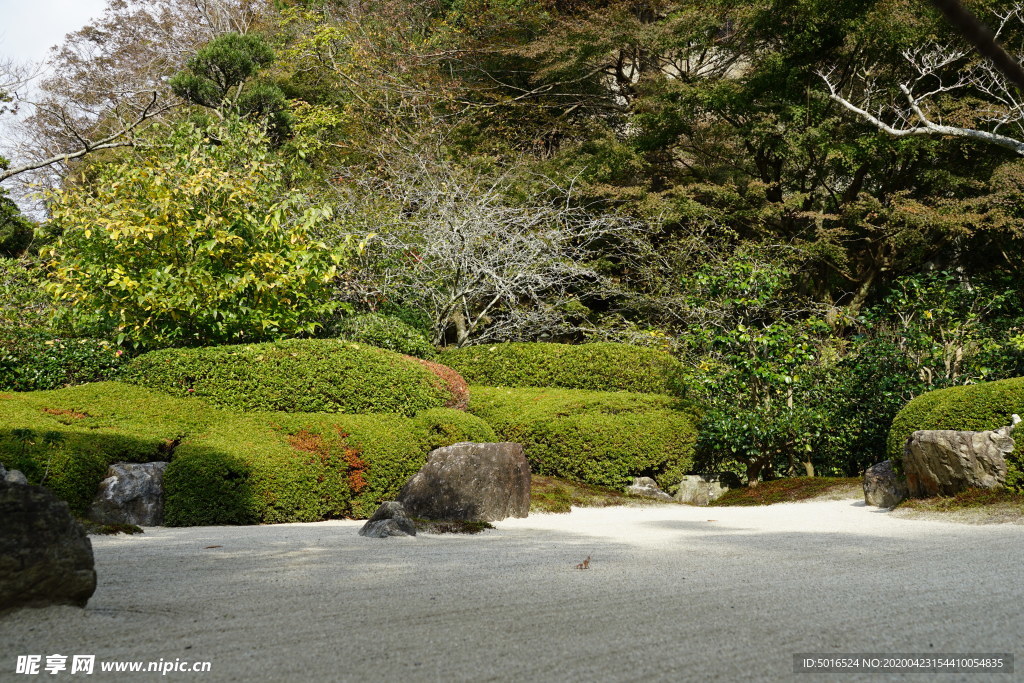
[467,386,699,492]
[121,338,459,416]
[1,382,495,525]
[335,313,436,359]
[0,332,128,391]
[888,377,1024,490]
[438,342,684,395]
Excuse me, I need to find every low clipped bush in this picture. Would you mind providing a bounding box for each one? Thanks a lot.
[0,331,128,391]
[121,338,464,416]
[438,342,684,395]
[466,386,699,491]
[888,377,1024,490]
[335,313,436,359]
[1,382,493,524]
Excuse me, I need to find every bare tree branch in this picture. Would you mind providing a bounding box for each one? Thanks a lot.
[0,91,171,182]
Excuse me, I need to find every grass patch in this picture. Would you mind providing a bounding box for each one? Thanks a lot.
[530,474,675,513]
[710,477,862,506]
[892,488,1024,524]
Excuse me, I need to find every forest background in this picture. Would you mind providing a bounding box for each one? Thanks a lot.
[4,0,1024,484]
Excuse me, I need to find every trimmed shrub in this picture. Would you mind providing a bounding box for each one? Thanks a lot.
[466,386,699,491]
[0,383,490,525]
[887,377,1024,490]
[335,313,436,359]
[0,332,128,391]
[438,342,684,395]
[121,338,462,416]
[412,407,497,453]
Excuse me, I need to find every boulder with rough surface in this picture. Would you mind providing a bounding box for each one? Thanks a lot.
[359,501,417,538]
[863,460,907,508]
[89,461,168,526]
[0,481,97,611]
[398,442,531,522]
[903,415,1019,497]
[675,474,731,505]
[626,477,674,501]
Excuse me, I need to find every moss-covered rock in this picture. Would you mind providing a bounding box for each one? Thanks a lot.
[121,338,463,416]
[887,377,1024,490]
[438,342,684,395]
[466,386,699,492]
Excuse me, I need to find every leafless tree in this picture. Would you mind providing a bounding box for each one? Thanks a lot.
[819,4,1024,155]
[330,153,650,347]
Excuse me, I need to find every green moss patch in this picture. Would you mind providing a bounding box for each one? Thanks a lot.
[121,338,462,416]
[709,477,862,506]
[439,342,684,395]
[530,475,674,513]
[468,386,699,492]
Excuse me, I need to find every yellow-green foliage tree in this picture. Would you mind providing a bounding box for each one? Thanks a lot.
[43,118,354,349]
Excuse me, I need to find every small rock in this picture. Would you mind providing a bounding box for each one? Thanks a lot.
[863,460,907,508]
[359,501,417,538]
[675,474,731,506]
[4,469,28,485]
[0,480,97,611]
[89,462,168,526]
[626,477,675,501]
[398,442,531,522]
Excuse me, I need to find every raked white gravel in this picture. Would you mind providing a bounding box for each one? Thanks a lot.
[1,498,1021,682]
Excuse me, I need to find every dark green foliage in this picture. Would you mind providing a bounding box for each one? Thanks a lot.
[170,33,290,138]
[888,378,1024,491]
[0,332,128,391]
[439,342,683,395]
[466,386,699,491]
[0,192,33,258]
[335,313,437,359]
[121,338,454,416]
[0,382,491,525]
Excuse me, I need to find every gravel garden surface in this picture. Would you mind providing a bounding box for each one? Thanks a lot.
[2,497,1020,682]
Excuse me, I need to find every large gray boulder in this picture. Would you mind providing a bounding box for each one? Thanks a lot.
[397,442,531,522]
[89,461,168,526]
[0,481,97,612]
[903,415,1019,498]
[359,501,417,538]
[675,474,732,506]
[863,460,907,508]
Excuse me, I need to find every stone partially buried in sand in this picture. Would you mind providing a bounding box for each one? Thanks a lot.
[0,481,97,612]
[398,442,531,522]
[359,501,417,538]
[89,461,168,526]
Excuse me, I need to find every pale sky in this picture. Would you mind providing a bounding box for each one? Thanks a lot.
[0,0,109,64]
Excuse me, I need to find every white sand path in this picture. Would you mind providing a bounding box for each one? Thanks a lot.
[1,498,1021,682]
